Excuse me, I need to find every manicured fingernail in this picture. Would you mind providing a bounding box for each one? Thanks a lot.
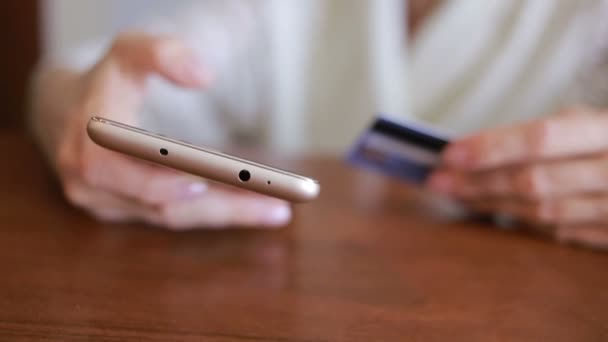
[263,205,292,227]
[443,145,471,168]
[427,172,454,193]
[179,182,208,199]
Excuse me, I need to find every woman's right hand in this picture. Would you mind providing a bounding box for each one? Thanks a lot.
[29,32,292,230]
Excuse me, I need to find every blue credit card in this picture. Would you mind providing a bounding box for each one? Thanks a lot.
[347,116,450,183]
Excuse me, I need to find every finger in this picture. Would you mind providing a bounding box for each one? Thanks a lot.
[79,144,208,205]
[556,225,608,250]
[467,195,608,226]
[154,186,293,230]
[104,31,211,88]
[81,32,211,127]
[62,179,159,222]
[429,155,608,201]
[427,168,517,199]
[441,108,608,171]
[64,175,291,230]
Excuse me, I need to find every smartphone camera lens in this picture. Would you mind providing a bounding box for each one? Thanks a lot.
[238,169,251,182]
[159,148,168,156]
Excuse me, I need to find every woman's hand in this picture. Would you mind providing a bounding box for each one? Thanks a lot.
[29,32,291,229]
[427,108,608,248]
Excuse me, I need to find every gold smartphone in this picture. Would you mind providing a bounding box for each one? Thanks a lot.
[87,116,320,202]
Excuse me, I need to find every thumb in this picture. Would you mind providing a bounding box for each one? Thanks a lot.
[106,31,211,88]
[82,32,211,124]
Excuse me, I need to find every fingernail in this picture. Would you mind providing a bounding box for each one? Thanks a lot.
[179,182,208,199]
[427,172,454,194]
[443,145,471,168]
[263,205,292,227]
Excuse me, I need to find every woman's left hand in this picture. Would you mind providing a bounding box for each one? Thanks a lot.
[427,108,608,249]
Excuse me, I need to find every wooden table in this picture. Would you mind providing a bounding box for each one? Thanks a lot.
[1,131,607,341]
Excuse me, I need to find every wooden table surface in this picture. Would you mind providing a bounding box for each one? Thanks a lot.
[1,131,608,341]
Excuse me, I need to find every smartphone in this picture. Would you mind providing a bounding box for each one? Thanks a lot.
[86,116,320,202]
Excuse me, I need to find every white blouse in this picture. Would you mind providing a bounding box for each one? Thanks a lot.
[49,0,608,154]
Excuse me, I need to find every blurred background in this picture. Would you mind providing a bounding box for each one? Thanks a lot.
[43,0,178,55]
[0,0,179,130]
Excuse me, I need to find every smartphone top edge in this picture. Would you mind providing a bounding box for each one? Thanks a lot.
[88,116,319,184]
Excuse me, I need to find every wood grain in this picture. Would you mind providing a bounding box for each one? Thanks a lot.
[1,131,607,341]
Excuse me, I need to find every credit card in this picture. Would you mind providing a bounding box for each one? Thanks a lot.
[347,116,450,183]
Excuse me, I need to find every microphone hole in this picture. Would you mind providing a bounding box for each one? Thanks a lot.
[159,148,168,156]
[238,170,251,182]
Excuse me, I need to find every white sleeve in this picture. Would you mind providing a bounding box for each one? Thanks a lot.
[564,0,608,109]
[50,0,272,147]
